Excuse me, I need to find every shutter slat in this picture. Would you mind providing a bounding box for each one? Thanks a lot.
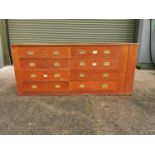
[8,19,135,44]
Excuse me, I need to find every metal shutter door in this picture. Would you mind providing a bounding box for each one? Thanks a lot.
[8,19,136,44]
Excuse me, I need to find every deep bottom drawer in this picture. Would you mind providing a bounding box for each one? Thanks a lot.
[22,82,69,92]
[69,81,118,92]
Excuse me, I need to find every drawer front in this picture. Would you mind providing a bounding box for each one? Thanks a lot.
[22,82,69,92]
[69,81,118,92]
[20,59,69,69]
[94,81,118,91]
[70,58,119,70]
[70,70,118,81]
[17,47,70,58]
[20,70,69,81]
[71,46,119,58]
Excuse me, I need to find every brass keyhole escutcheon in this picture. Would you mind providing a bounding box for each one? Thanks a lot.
[31,85,38,89]
[92,50,98,54]
[28,50,34,55]
[104,50,111,54]
[79,73,85,78]
[79,84,85,88]
[103,62,110,66]
[103,73,109,78]
[79,50,86,54]
[53,51,60,55]
[92,62,97,66]
[54,73,61,78]
[55,84,61,89]
[53,62,60,67]
[29,63,35,67]
[30,74,37,78]
[79,62,86,66]
[43,74,48,78]
[102,84,108,88]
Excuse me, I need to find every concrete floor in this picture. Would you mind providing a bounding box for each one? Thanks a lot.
[0,66,155,135]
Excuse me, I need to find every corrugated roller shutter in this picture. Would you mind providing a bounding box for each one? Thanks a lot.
[8,19,136,44]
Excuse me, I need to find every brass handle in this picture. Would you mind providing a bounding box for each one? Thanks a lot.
[53,62,60,67]
[103,73,109,78]
[92,62,97,66]
[102,84,108,88]
[30,74,37,78]
[104,50,111,54]
[54,73,61,78]
[43,74,48,78]
[28,50,34,55]
[31,85,38,89]
[55,84,61,88]
[79,50,86,54]
[79,84,85,88]
[103,62,110,66]
[53,51,60,55]
[79,73,85,78]
[79,62,85,66]
[92,50,98,54]
[29,63,35,67]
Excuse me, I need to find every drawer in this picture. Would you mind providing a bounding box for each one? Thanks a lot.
[69,81,118,91]
[17,46,70,58]
[94,81,118,91]
[70,46,119,58]
[20,59,69,69]
[70,70,118,81]
[20,69,69,81]
[22,82,69,92]
[70,58,119,70]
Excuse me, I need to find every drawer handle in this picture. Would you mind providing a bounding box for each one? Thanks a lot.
[55,84,61,88]
[30,74,37,78]
[79,84,85,88]
[28,50,34,55]
[31,85,38,89]
[53,62,60,67]
[103,62,110,66]
[104,50,111,54]
[43,74,48,78]
[92,62,97,66]
[79,73,85,78]
[29,63,35,67]
[102,84,108,88]
[103,73,109,78]
[54,73,61,78]
[92,50,98,54]
[53,51,60,55]
[79,62,85,66]
[79,50,86,54]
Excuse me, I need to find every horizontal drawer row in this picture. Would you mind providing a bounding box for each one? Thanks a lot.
[19,58,119,70]
[22,81,118,92]
[17,46,120,58]
[20,70,119,81]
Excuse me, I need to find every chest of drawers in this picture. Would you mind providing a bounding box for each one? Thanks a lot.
[12,43,138,96]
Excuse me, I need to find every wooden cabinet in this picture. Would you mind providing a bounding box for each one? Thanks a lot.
[12,44,138,95]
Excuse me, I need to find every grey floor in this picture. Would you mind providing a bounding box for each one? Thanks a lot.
[0,66,155,135]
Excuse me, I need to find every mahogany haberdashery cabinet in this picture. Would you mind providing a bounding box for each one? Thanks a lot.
[12,43,138,96]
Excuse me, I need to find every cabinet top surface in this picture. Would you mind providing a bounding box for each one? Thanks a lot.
[12,43,139,47]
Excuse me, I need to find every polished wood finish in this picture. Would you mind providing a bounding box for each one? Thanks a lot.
[12,44,138,96]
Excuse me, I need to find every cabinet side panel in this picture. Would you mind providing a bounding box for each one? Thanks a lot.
[118,45,129,94]
[124,44,138,95]
[12,46,23,95]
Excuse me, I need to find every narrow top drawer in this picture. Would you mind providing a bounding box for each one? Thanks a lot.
[70,46,120,58]
[16,46,70,58]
